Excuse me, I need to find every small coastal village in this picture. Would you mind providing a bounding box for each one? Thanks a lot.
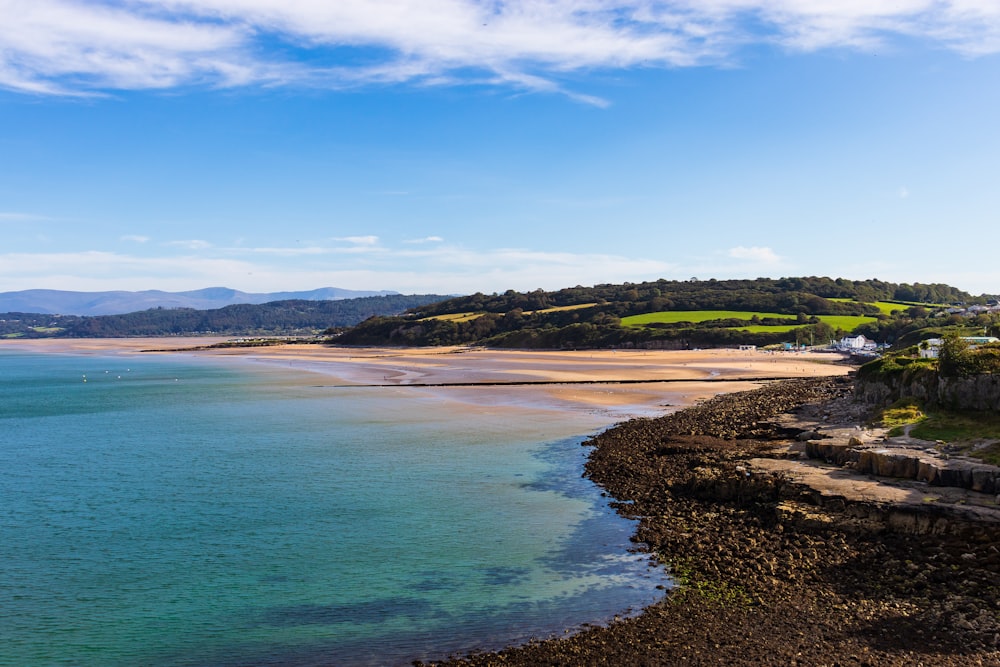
[831,333,1000,359]
[810,299,1000,361]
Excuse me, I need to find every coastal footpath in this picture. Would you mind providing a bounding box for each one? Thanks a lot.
[429,377,1000,666]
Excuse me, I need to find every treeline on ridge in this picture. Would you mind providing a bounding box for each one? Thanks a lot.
[335,277,989,349]
[414,276,972,317]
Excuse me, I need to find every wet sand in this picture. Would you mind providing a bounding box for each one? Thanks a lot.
[1,339,851,420]
[17,338,941,665]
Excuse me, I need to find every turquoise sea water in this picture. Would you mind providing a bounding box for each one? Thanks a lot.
[0,350,668,666]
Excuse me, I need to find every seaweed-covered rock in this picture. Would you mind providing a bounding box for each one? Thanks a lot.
[427,377,1000,667]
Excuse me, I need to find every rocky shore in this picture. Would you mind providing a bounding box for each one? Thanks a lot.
[425,377,1000,666]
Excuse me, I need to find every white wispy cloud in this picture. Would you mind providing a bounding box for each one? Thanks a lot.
[273,246,673,293]
[120,234,150,243]
[1,1,997,99]
[326,235,387,254]
[404,236,445,244]
[727,245,780,263]
[333,235,380,246]
[165,239,212,250]
[4,240,996,294]
[0,250,255,291]
[240,246,331,256]
[0,242,676,294]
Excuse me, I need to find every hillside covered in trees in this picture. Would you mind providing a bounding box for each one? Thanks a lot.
[0,294,447,338]
[334,277,997,350]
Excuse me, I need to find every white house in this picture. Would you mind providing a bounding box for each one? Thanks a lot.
[919,338,943,358]
[919,336,999,359]
[837,335,877,351]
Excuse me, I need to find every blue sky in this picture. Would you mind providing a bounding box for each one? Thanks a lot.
[1,1,999,296]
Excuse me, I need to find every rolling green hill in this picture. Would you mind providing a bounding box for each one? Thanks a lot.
[335,277,994,349]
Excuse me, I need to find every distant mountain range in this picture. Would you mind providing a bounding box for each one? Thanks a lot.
[0,287,400,316]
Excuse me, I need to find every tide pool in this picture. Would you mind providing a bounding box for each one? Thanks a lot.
[0,350,668,666]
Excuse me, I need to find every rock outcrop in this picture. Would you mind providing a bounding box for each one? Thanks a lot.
[856,367,1000,411]
[805,440,1000,494]
[430,377,1000,667]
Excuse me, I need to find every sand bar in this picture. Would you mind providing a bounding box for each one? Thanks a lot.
[1,338,852,420]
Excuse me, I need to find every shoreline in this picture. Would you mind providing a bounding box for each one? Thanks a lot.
[0,338,851,421]
[5,339,886,664]
[428,378,1000,666]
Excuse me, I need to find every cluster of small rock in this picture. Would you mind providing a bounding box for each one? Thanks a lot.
[427,377,1000,666]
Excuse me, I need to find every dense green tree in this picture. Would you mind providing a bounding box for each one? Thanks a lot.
[938,333,971,377]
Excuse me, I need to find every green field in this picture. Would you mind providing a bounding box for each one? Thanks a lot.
[622,310,793,326]
[867,301,906,315]
[622,310,876,333]
[429,307,877,333]
[814,314,878,329]
[827,298,934,315]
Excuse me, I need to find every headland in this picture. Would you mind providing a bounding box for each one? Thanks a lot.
[425,376,1000,666]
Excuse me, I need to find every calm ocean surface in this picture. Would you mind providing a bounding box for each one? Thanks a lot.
[0,350,669,666]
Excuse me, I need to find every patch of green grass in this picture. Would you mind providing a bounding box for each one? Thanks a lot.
[816,314,877,330]
[828,298,943,315]
[859,355,938,382]
[875,401,1000,464]
[623,310,877,332]
[622,310,793,327]
[876,397,926,433]
[872,301,907,315]
[909,411,1000,445]
[828,298,906,315]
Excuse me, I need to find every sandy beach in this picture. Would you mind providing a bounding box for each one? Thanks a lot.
[1,338,852,420]
[17,339,995,665]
